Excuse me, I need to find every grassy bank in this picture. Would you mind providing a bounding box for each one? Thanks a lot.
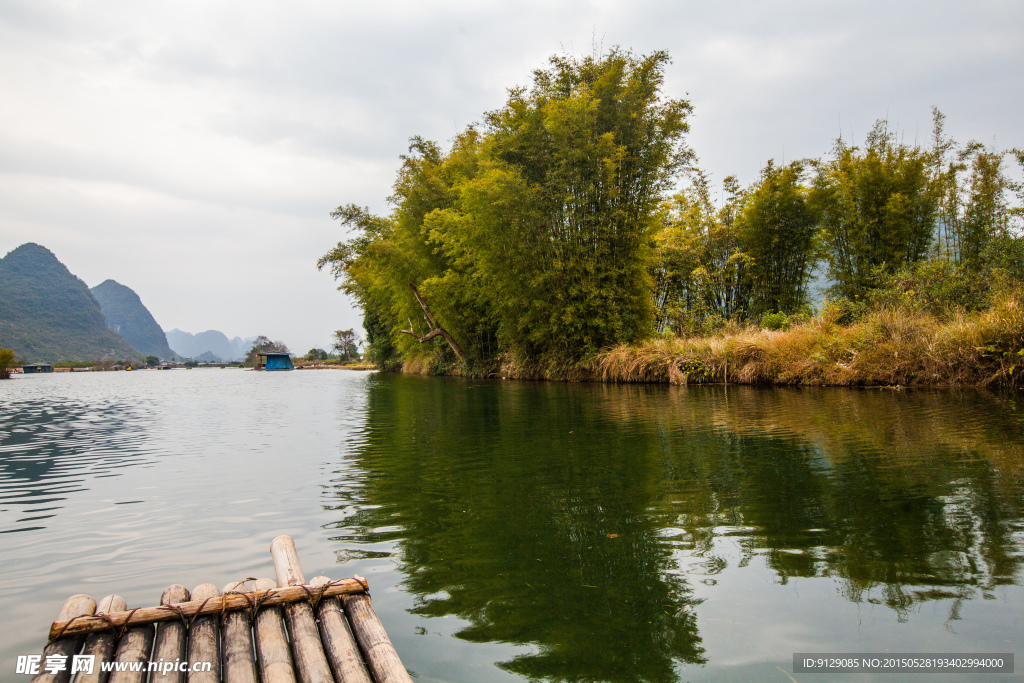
[291,357,373,370]
[593,289,1024,388]
[396,288,1024,388]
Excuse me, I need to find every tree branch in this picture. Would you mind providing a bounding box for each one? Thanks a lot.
[399,283,467,362]
[397,327,444,343]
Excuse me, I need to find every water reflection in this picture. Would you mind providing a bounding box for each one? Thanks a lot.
[0,399,154,533]
[327,377,1024,682]
[327,376,705,683]
[608,386,1024,620]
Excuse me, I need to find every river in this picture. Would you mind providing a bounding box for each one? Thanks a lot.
[1,370,1022,681]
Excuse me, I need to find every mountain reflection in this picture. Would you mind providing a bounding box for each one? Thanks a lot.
[328,376,1024,682]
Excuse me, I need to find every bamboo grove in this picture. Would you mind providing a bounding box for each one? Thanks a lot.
[318,50,1024,375]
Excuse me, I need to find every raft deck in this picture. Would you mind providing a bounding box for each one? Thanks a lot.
[31,535,411,683]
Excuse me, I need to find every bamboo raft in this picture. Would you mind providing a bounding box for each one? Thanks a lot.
[32,536,412,683]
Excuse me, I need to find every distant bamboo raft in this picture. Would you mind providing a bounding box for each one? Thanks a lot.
[32,535,412,683]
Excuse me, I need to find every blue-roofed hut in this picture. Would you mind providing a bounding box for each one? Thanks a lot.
[256,351,294,371]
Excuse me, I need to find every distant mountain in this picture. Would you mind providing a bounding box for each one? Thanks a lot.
[230,336,256,359]
[166,329,254,361]
[0,243,140,361]
[91,279,177,360]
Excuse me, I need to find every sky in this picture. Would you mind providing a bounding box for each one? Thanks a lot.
[1,0,1022,353]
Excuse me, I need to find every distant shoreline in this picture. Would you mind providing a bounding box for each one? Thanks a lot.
[12,363,378,374]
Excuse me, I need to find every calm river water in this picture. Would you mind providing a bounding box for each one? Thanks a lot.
[1,369,1022,682]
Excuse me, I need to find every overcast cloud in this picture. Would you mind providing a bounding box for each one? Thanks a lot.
[1,0,1021,353]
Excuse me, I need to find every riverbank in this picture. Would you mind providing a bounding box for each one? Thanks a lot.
[292,359,375,370]
[400,289,1024,388]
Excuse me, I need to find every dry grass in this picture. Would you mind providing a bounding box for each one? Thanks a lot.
[592,288,1024,388]
[401,356,433,375]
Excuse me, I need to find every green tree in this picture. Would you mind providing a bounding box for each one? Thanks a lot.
[318,135,484,366]
[361,306,401,371]
[653,173,751,333]
[320,49,692,368]
[332,329,361,361]
[244,336,289,365]
[812,120,939,300]
[888,111,1024,311]
[144,355,159,367]
[932,116,1017,272]
[305,348,328,361]
[444,49,692,361]
[737,160,818,316]
[0,347,16,379]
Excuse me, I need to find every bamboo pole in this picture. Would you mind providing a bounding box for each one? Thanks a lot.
[75,594,126,683]
[269,535,306,588]
[107,619,154,683]
[221,582,257,683]
[32,594,96,683]
[269,536,333,683]
[310,576,372,683]
[49,579,368,639]
[186,584,220,683]
[342,594,413,683]
[252,578,296,683]
[150,585,190,683]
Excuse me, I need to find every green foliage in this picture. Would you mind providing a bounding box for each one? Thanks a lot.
[983,231,1024,282]
[738,161,818,316]
[869,244,1024,319]
[320,49,692,365]
[426,340,460,375]
[652,111,1018,339]
[652,173,750,334]
[144,355,159,367]
[332,329,361,361]
[820,297,869,326]
[0,347,15,379]
[362,306,402,371]
[802,110,1022,312]
[760,311,790,331]
[244,336,289,365]
[869,260,985,316]
[653,160,817,333]
[932,112,1019,272]
[459,49,692,361]
[305,348,329,361]
[318,55,1021,368]
[865,119,1024,318]
[318,138,490,365]
[812,120,939,300]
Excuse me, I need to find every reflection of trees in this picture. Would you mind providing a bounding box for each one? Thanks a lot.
[328,377,1024,680]
[604,384,1024,621]
[329,376,705,683]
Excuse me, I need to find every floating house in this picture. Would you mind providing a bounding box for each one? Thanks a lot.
[22,363,53,374]
[256,351,294,371]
